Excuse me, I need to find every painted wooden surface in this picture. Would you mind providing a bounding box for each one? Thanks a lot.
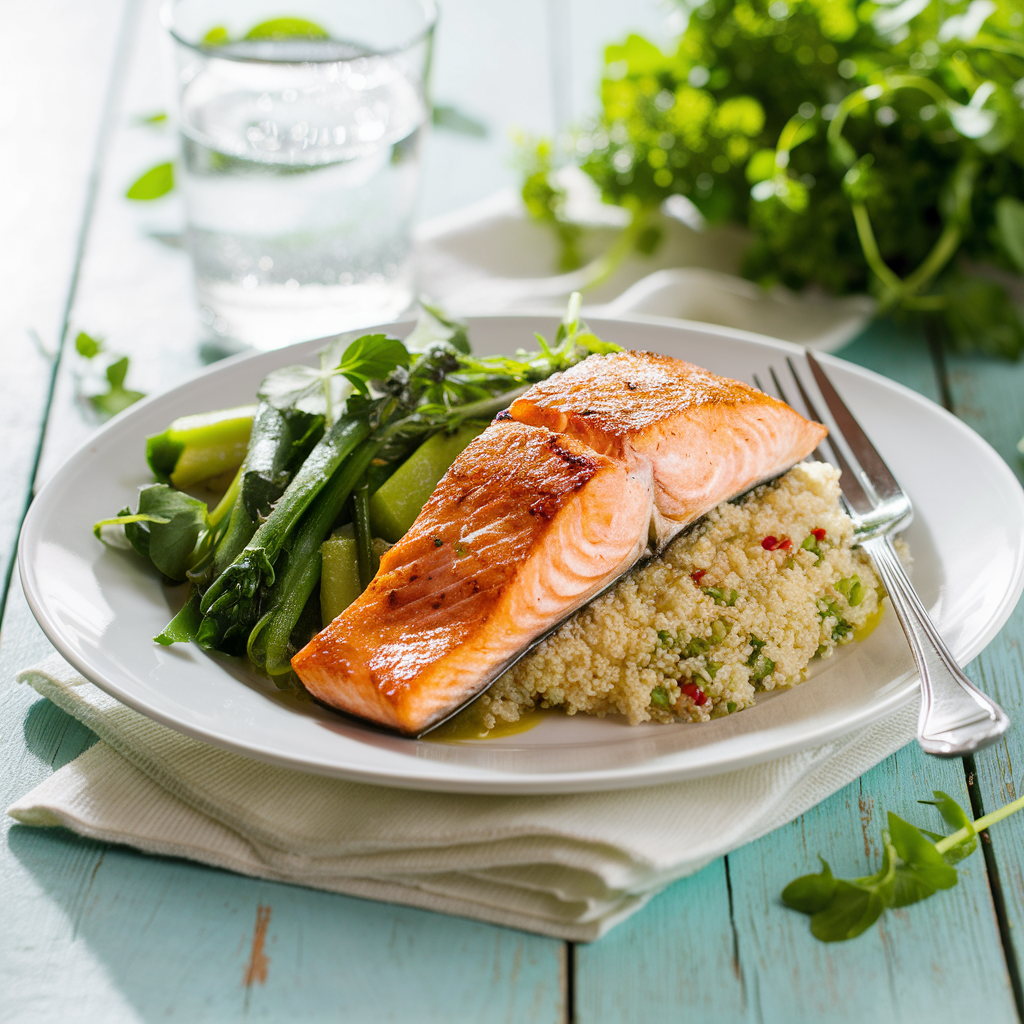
[3,1,1024,1022]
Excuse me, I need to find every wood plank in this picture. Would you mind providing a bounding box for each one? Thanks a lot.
[943,348,1024,995]
[0,0,128,595]
[575,325,1015,1022]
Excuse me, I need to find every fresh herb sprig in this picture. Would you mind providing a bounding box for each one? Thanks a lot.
[525,0,1024,356]
[783,789,1024,941]
[75,331,145,418]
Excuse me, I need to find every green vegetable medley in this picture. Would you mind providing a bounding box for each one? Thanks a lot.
[94,298,619,682]
[524,0,1024,355]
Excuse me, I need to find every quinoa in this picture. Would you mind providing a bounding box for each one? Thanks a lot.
[474,462,882,728]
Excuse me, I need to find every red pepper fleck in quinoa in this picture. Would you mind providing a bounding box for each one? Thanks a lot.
[812,528,827,541]
[680,682,708,706]
[690,569,706,585]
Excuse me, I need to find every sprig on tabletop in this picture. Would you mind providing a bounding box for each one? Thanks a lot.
[782,789,1024,941]
[74,331,145,418]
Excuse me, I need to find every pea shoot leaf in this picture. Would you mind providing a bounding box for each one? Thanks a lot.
[782,791,994,943]
[75,331,103,359]
[94,485,209,580]
[126,162,174,201]
[90,356,145,418]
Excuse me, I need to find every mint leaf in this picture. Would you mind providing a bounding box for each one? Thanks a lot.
[335,334,410,393]
[75,331,103,359]
[259,335,409,414]
[126,162,174,200]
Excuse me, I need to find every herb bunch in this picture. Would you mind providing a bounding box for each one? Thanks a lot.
[525,0,1024,356]
[783,788,1024,941]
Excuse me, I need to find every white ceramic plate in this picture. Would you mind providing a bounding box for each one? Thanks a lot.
[19,315,1024,793]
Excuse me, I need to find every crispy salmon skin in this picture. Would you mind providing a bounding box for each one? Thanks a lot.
[508,351,827,545]
[292,421,652,734]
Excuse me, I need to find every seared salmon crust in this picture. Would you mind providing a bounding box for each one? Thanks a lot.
[292,350,826,735]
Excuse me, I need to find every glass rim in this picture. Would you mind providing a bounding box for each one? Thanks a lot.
[160,0,438,63]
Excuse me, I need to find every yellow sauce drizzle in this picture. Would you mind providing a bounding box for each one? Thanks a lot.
[853,602,885,643]
[426,706,549,742]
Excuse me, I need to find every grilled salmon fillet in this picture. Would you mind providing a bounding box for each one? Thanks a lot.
[292,421,653,734]
[293,349,826,735]
[507,351,828,546]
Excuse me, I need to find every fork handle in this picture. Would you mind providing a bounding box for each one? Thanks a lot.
[861,535,1010,757]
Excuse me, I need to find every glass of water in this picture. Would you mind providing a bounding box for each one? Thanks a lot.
[162,0,436,350]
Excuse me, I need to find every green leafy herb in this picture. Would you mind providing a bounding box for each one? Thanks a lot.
[126,162,174,201]
[91,356,145,417]
[75,331,103,359]
[95,485,211,581]
[75,334,145,418]
[523,0,1024,357]
[703,585,738,606]
[783,790,1024,942]
[726,701,737,713]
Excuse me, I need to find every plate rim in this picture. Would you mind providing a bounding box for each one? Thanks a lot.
[18,313,1024,793]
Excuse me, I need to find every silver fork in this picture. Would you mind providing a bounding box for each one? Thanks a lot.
[758,352,1010,758]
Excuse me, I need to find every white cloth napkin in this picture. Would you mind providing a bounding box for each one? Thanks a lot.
[414,181,876,351]
[9,654,917,940]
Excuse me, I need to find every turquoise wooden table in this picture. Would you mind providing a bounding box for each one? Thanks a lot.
[4,1,1024,1020]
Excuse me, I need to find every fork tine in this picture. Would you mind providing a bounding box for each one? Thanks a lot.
[806,351,901,500]
[784,357,874,514]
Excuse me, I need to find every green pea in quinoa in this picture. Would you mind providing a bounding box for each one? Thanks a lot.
[476,461,883,728]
